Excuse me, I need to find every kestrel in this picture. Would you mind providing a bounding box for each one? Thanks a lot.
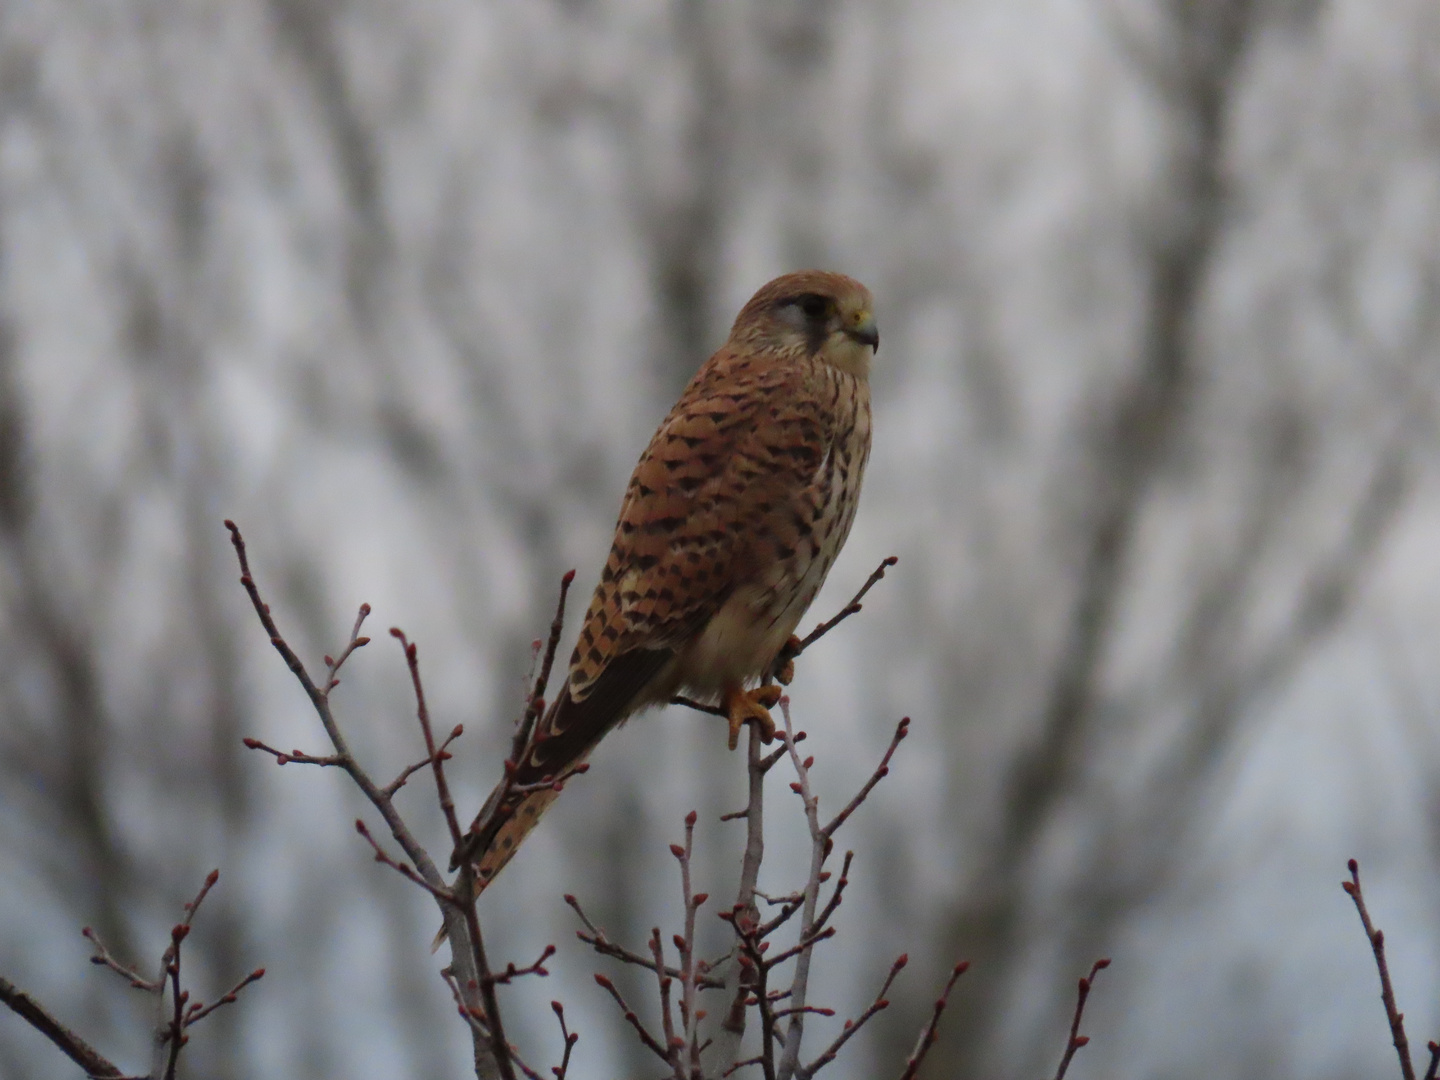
[454,270,877,889]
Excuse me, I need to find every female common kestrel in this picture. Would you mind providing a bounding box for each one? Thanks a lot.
[455,270,877,889]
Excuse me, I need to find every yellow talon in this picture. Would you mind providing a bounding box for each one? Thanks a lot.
[723,684,782,750]
[773,635,801,686]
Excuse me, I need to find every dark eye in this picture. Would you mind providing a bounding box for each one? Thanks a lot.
[790,293,830,321]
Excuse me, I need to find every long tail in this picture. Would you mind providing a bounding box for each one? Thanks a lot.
[450,647,673,890]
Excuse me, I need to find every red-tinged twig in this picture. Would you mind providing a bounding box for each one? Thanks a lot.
[324,604,373,691]
[791,557,898,658]
[1051,959,1110,1080]
[383,724,464,796]
[505,765,590,797]
[182,968,265,1028]
[822,718,909,839]
[896,962,969,1080]
[772,1006,836,1021]
[755,889,806,907]
[676,811,705,1074]
[442,969,492,1039]
[760,927,837,973]
[83,927,160,991]
[761,735,801,773]
[158,870,224,1077]
[504,1042,545,1080]
[355,820,458,904]
[1345,859,1417,1080]
[762,853,851,940]
[160,924,188,1080]
[724,1056,767,1078]
[775,700,829,1079]
[648,929,684,1076]
[796,954,907,1079]
[565,894,723,988]
[241,737,344,768]
[512,570,575,766]
[392,628,465,851]
[717,725,769,1054]
[0,975,126,1078]
[226,521,509,1080]
[593,973,673,1063]
[550,1000,579,1080]
[487,945,557,987]
[1423,1041,1440,1080]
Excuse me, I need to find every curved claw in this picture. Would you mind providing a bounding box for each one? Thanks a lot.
[723,684,781,750]
[773,635,802,686]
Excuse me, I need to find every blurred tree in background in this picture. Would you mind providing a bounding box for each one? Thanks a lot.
[1,1,1438,1077]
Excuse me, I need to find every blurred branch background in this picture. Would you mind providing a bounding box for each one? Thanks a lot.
[1,0,1438,1077]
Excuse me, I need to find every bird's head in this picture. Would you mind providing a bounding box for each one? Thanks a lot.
[729,270,878,379]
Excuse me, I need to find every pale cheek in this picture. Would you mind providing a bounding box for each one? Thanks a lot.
[823,337,873,379]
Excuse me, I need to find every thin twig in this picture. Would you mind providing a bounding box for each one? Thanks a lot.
[513,570,575,764]
[797,954,906,1079]
[486,945,557,988]
[83,928,159,991]
[648,929,683,1077]
[160,924,187,1080]
[550,1000,579,1080]
[1345,859,1416,1080]
[0,975,126,1078]
[792,557,898,657]
[896,962,969,1080]
[593,973,673,1063]
[355,820,458,903]
[671,694,728,717]
[566,894,724,988]
[1051,959,1110,1080]
[240,738,344,768]
[776,700,830,1080]
[392,628,465,850]
[718,724,769,1053]
[383,724,464,797]
[822,718,909,838]
[226,520,506,1080]
[678,811,704,1075]
[182,968,266,1029]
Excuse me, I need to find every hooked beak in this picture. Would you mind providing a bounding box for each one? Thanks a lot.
[847,312,879,352]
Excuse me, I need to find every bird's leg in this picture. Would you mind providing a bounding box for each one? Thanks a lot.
[772,635,802,686]
[722,683,782,750]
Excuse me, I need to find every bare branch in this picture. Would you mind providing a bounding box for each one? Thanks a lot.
[791,557,898,659]
[0,975,126,1078]
[550,1000,580,1080]
[355,820,458,903]
[391,627,465,850]
[1051,959,1110,1080]
[241,738,344,769]
[486,945,557,988]
[382,724,464,797]
[182,968,266,1029]
[822,719,909,838]
[1344,859,1417,1080]
[566,893,724,989]
[513,570,576,764]
[226,520,508,1080]
[83,927,160,991]
[797,954,906,1078]
[593,973,673,1064]
[896,962,969,1080]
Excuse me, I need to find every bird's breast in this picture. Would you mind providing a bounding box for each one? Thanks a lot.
[673,372,871,698]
